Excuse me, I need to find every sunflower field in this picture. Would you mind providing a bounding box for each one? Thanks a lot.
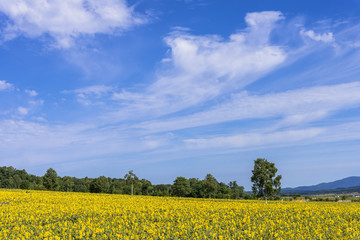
[0,189,359,239]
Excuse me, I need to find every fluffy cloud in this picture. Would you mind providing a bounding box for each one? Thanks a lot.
[0,0,147,48]
[0,80,14,90]
[112,11,286,118]
[244,11,284,45]
[301,29,334,43]
[24,89,38,97]
[14,100,43,117]
[162,11,285,89]
[17,106,29,115]
[2,10,360,173]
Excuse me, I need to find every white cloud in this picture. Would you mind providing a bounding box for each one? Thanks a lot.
[0,119,171,168]
[184,120,360,151]
[2,10,360,173]
[28,99,44,106]
[110,11,286,119]
[245,11,283,27]
[24,89,38,97]
[72,85,113,96]
[185,128,323,149]
[301,29,334,43]
[17,106,29,115]
[0,80,14,90]
[0,0,147,48]
[185,120,360,151]
[0,82,43,118]
[63,49,123,79]
[16,100,43,117]
[136,82,360,133]
[244,11,284,45]
[64,85,113,105]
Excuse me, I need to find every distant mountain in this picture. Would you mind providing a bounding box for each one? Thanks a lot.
[283,176,360,194]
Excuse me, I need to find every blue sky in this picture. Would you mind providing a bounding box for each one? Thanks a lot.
[1,0,360,189]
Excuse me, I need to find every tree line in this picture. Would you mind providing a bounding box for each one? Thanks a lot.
[0,158,281,201]
[0,166,247,199]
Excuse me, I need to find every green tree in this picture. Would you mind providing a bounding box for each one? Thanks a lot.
[171,177,191,197]
[189,178,205,198]
[12,174,22,188]
[124,170,139,195]
[8,177,15,188]
[90,176,110,193]
[109,179,125,194]
[73,177,91,192]
[203,174,218,198]
[229,181,244,199]
[43,168,59,191]
[216,182,231,199]
[61,176,74,192]
[152,184,171,196]
[20,180,30,189]
[140,179,153,195]
[7,166,15,178]
[251,158,282,203]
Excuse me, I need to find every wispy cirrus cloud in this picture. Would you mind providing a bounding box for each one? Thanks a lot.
[2,10,360,179]
[185,127,324,149]
[64,11,360,132]
[63,85,114,105]
[0,118,172,170]
[0,0,148,48]
[135,82,360,133]
[184,121,360,150]
[109,11,287,120]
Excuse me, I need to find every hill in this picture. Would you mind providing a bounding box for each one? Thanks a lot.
[283,176,360,195]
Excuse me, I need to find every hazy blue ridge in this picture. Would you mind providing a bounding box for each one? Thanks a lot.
[282,176,360,194]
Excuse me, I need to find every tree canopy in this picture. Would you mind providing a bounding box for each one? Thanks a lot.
[124,170,140,195]
[251,158,282,203]
[171,177,191,197]
[43,168,59,191]
[90,176,110,193]
[0,166,246,200]
[203,174,218,198]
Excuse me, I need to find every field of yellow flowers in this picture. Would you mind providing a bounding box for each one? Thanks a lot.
[0,189,359,239]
